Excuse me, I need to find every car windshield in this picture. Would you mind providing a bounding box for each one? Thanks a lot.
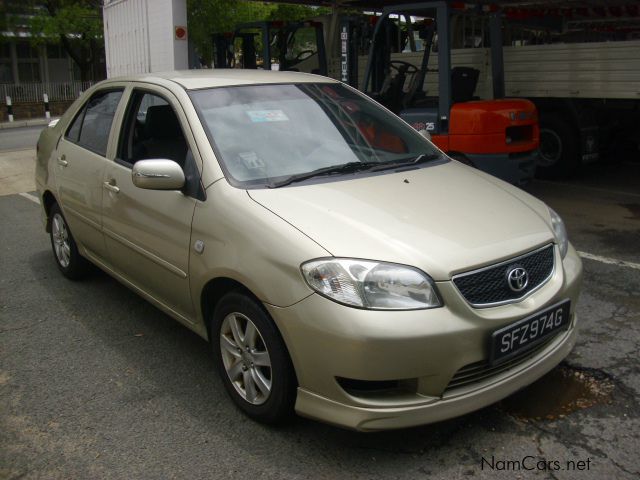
[189,83,445,188]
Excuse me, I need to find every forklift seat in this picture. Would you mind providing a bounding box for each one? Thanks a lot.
[451,67,480,104]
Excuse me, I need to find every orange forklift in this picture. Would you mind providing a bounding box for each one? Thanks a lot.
[347,1,540,185]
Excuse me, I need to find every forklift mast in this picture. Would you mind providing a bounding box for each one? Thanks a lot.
[359,2,509,132]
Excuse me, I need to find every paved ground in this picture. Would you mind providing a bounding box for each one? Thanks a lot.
[0,126,43,152]
[1,138,639,479]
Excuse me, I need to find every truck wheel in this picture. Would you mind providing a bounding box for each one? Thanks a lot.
[537,115,580,179]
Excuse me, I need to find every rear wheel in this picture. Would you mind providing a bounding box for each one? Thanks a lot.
[49,203,90,279]
[537,115,580,179]
[211,291,296,424]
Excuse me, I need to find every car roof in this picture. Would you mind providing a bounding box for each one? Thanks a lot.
[102,69,340,90]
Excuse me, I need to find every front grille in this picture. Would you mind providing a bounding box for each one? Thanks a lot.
[452,244,554,307]
[444,333,559,394]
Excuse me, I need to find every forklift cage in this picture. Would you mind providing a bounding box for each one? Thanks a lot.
[360,1,505,135]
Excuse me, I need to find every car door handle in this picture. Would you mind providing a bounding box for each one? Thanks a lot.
[57,155,68,167]
[103,180,120,194]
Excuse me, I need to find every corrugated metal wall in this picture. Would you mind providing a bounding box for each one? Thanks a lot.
[103,0,188,77]
[329,40,640,100]
[503,40,640,100]
[104,0,151,77]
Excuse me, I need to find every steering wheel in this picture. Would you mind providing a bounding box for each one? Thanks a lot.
[389,60,419,75]
[294,50,315,62]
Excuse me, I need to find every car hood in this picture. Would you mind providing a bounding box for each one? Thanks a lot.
[248,161,555,280]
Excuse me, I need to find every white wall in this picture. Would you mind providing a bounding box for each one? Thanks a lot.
[103,0,188,78]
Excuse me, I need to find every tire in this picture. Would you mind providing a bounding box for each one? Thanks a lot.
[49,203,90,280]
[211,291,297,424]
[537,115,580,179]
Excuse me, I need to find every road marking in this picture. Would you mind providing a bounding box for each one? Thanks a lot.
[578,251,640,271]
[536,180,640,199]
[18,192,40,205]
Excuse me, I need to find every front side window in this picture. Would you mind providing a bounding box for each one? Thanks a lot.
[65,89,124,156]
[118,91,189,167]
[189,83,444,188]
[117,90,202,199]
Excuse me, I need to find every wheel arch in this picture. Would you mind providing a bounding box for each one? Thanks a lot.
[42,190,58,233]
[200,275,300,385]
[200,277,262,341]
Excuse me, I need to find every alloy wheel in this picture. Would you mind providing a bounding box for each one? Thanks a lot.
[51,212,71,268]
[220,312,272,405]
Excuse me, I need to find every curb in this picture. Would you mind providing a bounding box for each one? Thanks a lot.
[0,118,58,130]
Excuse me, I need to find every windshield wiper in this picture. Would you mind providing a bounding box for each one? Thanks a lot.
[368,153,441,172]
[267,161,380,188]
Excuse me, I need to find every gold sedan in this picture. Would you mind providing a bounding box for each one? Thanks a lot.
[36,70,582,431]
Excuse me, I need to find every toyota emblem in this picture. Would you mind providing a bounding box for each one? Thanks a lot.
[506,266,529,292]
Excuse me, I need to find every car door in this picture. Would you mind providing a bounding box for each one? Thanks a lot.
[101,87,203,322]
[54,88,125,261]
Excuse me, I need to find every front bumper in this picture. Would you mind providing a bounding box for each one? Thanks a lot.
[467,150,539,186]
[265,244,582,431]
[296,324,576,431]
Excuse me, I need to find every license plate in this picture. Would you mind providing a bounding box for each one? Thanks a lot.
[490,300,571,365]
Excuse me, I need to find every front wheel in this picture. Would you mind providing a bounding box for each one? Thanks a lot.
[49,203,90,279]
[211,292,296,424]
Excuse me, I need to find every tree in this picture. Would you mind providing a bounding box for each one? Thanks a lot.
[2,0,105,81]
[187,0,329,67]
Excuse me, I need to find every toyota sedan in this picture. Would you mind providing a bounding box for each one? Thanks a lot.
[35,70,582,431]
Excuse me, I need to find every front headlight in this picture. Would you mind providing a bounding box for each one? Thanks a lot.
[549,208,568,258]
[301,258,442,310]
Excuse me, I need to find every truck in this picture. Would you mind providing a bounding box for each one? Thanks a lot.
[328,3,640,178]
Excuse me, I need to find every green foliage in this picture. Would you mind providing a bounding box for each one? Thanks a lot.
[1,0,104,80]
[188,0,330,65]
[30,1,103,46]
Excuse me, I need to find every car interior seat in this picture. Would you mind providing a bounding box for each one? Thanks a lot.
[451,67,480,104]
[137,105,188,166]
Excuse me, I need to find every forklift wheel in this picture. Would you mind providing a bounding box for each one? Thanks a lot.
[537,115,580,179]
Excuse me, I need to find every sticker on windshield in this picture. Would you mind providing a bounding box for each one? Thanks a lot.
[247,110,289,123]
[238,151,264,169]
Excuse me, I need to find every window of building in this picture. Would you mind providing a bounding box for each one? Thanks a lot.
[16,42,41,83]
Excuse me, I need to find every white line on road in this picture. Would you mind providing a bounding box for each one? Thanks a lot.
[18,192,40,205]
[577,251,640,271]
[536,180,640,199]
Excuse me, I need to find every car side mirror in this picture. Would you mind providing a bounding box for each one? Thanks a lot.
[132,159,185,190]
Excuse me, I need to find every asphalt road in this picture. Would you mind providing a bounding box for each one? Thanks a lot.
[1,156,639,479]
[0,126,44,152]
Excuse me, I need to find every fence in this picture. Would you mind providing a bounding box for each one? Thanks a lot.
[1,81,94,104]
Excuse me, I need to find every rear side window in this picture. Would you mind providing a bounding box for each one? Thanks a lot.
[65,89,123,156]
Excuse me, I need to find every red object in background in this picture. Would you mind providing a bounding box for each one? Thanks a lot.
[175,26,187,40]
[432,99,540,155]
